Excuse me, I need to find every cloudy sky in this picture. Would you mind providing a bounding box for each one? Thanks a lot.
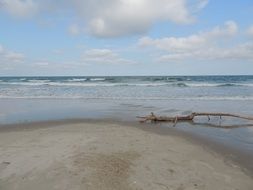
[0,0,253,76]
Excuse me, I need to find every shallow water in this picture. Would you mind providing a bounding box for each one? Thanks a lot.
[0,98,253,153]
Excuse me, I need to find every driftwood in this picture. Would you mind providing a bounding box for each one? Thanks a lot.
[137,112,253,127]
[188,122,253,129]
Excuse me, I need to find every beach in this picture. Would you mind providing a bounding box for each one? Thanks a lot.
[0,120,253,190]
[0,76,253,189]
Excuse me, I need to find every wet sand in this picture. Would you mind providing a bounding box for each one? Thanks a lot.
[0,120,253,190]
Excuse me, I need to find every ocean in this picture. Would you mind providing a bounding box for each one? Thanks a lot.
[0,75,253,154]
[0,75,253,100]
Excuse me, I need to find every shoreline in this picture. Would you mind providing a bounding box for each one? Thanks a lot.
[1,118,253,179]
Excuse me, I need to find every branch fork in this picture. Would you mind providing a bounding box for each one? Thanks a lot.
[137,112,253,127]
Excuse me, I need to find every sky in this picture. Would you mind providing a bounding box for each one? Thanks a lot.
[0,0,253,76]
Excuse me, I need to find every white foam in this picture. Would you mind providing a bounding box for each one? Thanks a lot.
[186,83,219,87]
[1,82,47,86]
[90,78,106,81]
[0,82,170,87]
[66,78,87,82]
[28,79,51,83]
[1,80,253,88]
[184,82,253,87]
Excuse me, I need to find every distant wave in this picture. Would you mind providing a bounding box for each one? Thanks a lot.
[0,82,51,86]
[216,83,240,87]
[89,78,106,81]
[28,79,51,83]
[172,82,188,87]
[186,83,253,87]
[166,77,185,81]
[45,82,171,87]
[1,80,253,87]
[66,78,87,82]
[0,95,253,101]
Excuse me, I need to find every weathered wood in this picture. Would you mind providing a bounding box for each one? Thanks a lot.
[137,112,253,126]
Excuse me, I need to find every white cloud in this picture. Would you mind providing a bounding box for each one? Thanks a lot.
[0,44,25,63]
[78,0,208,37]
[0,0,38,17]
[158,43,253,62]
[0,45,26,72]
[247,25,253,37]
[4,52,25,62]
[195,0,209,10]
[137,21,252,62]
[82,49,135,64]
[0,0,208,37]
[138,21,238,52]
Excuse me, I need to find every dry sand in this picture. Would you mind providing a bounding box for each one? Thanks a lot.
[0,121,252,190]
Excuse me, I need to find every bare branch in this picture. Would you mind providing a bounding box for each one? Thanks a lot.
[137,112,253,124]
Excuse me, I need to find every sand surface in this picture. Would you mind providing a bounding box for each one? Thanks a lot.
[0,121,252,190]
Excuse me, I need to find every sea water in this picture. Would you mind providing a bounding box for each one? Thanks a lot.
[0,75,253,100]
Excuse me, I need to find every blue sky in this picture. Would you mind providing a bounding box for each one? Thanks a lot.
[0,0,253,76]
